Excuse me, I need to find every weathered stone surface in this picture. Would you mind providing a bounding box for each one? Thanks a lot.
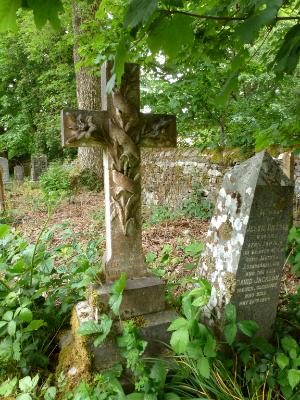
[91,277,166,319]
[88,308,176,371]
[31,155,47,181]
[199,151,294,338]
[0,157,9,183]
[14,165,24,182]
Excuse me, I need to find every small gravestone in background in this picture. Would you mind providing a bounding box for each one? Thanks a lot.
[14,165,24,182]
[31,155,47,181]
[199,151,294,338]
[0,169,6,211]
[0,157,9,183]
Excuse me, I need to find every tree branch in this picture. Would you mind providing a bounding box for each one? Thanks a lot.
[159,9,300,22]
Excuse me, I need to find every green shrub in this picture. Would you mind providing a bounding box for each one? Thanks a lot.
[182,183,213,220]
[0,221,101,378]
[147,205,183,225]
[40,162,73,197]
[76,168,102,192]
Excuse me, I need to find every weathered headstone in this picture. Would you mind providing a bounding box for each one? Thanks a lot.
[14,165,24,182]
[0,157,9,183]
[60,62,177,371]
[199,151,294,338]
[31,155,47,181]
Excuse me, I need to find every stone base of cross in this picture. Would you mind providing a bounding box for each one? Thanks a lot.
[59,62,177,373]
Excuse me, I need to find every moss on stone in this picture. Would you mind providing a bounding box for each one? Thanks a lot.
[223,272,237,298]
[55,307,92,390]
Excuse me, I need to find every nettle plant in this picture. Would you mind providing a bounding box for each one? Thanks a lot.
[0,220,101,378]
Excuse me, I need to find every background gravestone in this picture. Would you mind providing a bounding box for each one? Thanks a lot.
[0,157,9,183]
[31,155,47,181]
[199,151,294,338]
[14,165,24,182]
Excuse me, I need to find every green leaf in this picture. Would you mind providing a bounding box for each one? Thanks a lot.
[24,319,46,332]
[109,273,127,315]
[19,376,32,392]
[0,377,18,396]
[7,320,16,336]
[186,340,203,359]
[146,252,156,264]
[150,360,167,390]
[125,0,157,28]
[0,0,21,32]
[78,320,102,336]
[273,24,300,76]
[114,37,128,86]
[204,334,216,358]
[238,320,259,337]
[38,258,54,274]
[44,386,57,400]
[276,353,290,370]
[13,338,21,361]
[148,14,194,59]
[0,224,10,238]
[126,394,144,400]
[224,323,237,346]
[170,327,189,354]
[164,393,181,400]
[167,317,188,331]
[287,369,300,390]
[216,73,239,107]
[251,337,275,354]
[184,242,204,257]
[281,336,299,353]
[93,315,113,347]
[235,0,282,43]
[0,320,8,329]
[112,272,127,295]
[3,310,13,321]
[19,308,33,323]
[27,0,64,30]
[16,394,32,400]
[224,303,236,323]
[197,356,210,378]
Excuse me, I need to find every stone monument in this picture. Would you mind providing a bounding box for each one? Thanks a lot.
[0,157,9,183]
[199,151,294,338]
[14,165,24,182]
[60,62,177,371]
[31,154,47,181]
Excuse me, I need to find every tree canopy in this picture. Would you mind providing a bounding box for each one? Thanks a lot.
[0,0,299,159]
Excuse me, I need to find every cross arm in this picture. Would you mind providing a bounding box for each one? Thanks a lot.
[61,109,109,147]
[139,114,176,148]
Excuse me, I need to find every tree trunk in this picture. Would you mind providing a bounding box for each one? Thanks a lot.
[72,0,103,183]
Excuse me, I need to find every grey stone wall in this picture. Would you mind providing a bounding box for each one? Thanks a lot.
[141,148,227,209]
[141,148,300,217]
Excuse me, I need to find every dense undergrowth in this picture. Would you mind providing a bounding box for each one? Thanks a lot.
[0,195,299,399]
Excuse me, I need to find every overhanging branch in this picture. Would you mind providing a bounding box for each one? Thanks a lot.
[159,9,300,22]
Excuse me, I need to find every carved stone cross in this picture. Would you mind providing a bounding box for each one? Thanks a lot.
[62,62,176,282]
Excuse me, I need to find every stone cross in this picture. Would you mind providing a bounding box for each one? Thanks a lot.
[62,62,176,282]
[199,151,294,338]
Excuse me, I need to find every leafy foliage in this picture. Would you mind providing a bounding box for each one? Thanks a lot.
[0,221,101,377]
[0,9,76,161]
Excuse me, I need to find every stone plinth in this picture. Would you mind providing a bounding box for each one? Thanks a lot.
[65,277,175,372]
